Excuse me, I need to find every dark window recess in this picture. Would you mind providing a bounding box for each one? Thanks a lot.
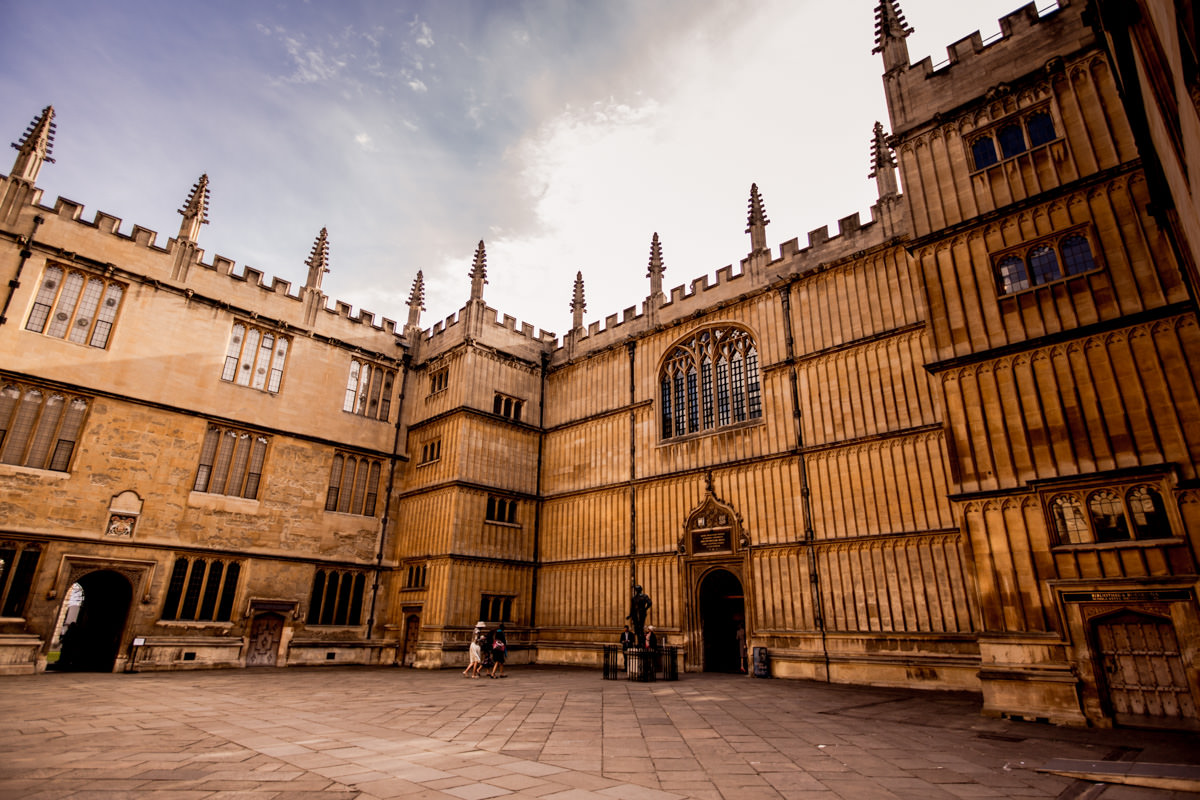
[307,570,366,625]
[160,557,240,622]
[972,137,999,169]
[0,545,41,618]
[486,496,518,524]
[479,594,513,623]
[1026,111,1056,146]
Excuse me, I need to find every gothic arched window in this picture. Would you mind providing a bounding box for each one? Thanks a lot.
[1050,494,1089,544]
[660,327,762,439]
[1028,245,1062,284]
[1088,490,1130,542]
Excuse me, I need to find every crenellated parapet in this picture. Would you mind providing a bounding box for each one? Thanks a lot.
[3,183,402,349]
[883,1,1091,138]
[418,301,555,365]
[545,193,908,366]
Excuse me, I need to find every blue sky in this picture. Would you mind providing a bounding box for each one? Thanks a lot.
[1,0,1039,337]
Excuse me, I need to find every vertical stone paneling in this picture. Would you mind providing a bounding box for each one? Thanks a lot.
[810,533,974,633]
[540,489,626,562]
[542,413,629,495]
[535,561,624,629]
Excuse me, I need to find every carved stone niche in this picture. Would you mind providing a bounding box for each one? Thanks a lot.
[679,487,747,557]
[105,490,143,538]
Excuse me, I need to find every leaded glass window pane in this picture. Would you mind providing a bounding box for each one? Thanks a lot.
[998,256,1029,294]
[46,271,83,339]
[673,374,685,436]
[686,368,698,433]
[1089,490,1130,542]
[1060,235,1096,276]
[1128,486,1171,539]
[1028,245,1061,284]
[746,346,761,419]
[971,137,998,169]
[26,266,63,334]
[1051,495,1088,544]
[1026,111,1056,146]
[998,123,1026,158]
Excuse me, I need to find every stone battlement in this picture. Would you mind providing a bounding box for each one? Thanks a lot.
[887,1,1090,136]
[26,188,401,345]
[549,196,901,363]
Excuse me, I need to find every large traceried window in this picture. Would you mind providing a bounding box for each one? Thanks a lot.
[0,383,89,471]
[221,322,289,393]
[343,358,395,421]
[26,265,125,349]
[660,326,762,440]
[193,425,269,499]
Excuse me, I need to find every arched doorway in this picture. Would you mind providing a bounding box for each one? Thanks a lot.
[55,570,132,672]
[699,569,744,673]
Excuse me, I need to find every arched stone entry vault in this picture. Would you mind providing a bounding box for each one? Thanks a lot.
[679,479,752,673]
[48,556,153,673]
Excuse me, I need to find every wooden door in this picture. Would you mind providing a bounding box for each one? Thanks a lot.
[400,614,419,666]
[246,613,283,666]
[1095,611,1197,727]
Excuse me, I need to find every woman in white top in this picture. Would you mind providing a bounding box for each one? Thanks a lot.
[463,625,485,677]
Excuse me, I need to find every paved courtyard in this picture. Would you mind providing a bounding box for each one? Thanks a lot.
[1,666,1198,799]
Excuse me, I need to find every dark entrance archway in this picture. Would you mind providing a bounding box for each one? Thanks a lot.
[56,570,132,672]
[699,568,744,673]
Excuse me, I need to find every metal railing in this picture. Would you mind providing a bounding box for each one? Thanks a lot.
[603,645,678,681]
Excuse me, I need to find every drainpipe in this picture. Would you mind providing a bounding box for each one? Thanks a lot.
[0,214,44,327]
[778,284,829,681]
[529,350,549,633]
[367,351,411,645]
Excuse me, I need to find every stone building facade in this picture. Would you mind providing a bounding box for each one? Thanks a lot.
[1,0,1197,730]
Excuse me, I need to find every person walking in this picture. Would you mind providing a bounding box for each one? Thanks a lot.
[463,623,485,678]
[489,623,508,678]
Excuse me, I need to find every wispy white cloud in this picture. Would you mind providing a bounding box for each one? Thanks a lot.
[411,17,434,49]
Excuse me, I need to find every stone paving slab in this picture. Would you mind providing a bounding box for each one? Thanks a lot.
[1,667,1198,799]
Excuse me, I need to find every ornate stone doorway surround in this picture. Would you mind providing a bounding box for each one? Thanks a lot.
[678,477,752,673]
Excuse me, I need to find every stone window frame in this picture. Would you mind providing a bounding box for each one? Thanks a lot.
[404,562,427,590]
[479,593,514,623]
[492,393,523,421]
[991,225,1104,296]
[25,263,126,349]
[658,324,763,442]
[418,439,442,465]
[220,321,290,394]
[1046,482,1178,547]
[0,381,89,472]
[193,424,270,500]
[324,451,382,516]
[306,569,366,626]
[0,541,42,619]
[429,368,449,395]
[160,557,241,623]
[342,357,395,421]
[485,495,518,526]
[966,103,1062,172]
